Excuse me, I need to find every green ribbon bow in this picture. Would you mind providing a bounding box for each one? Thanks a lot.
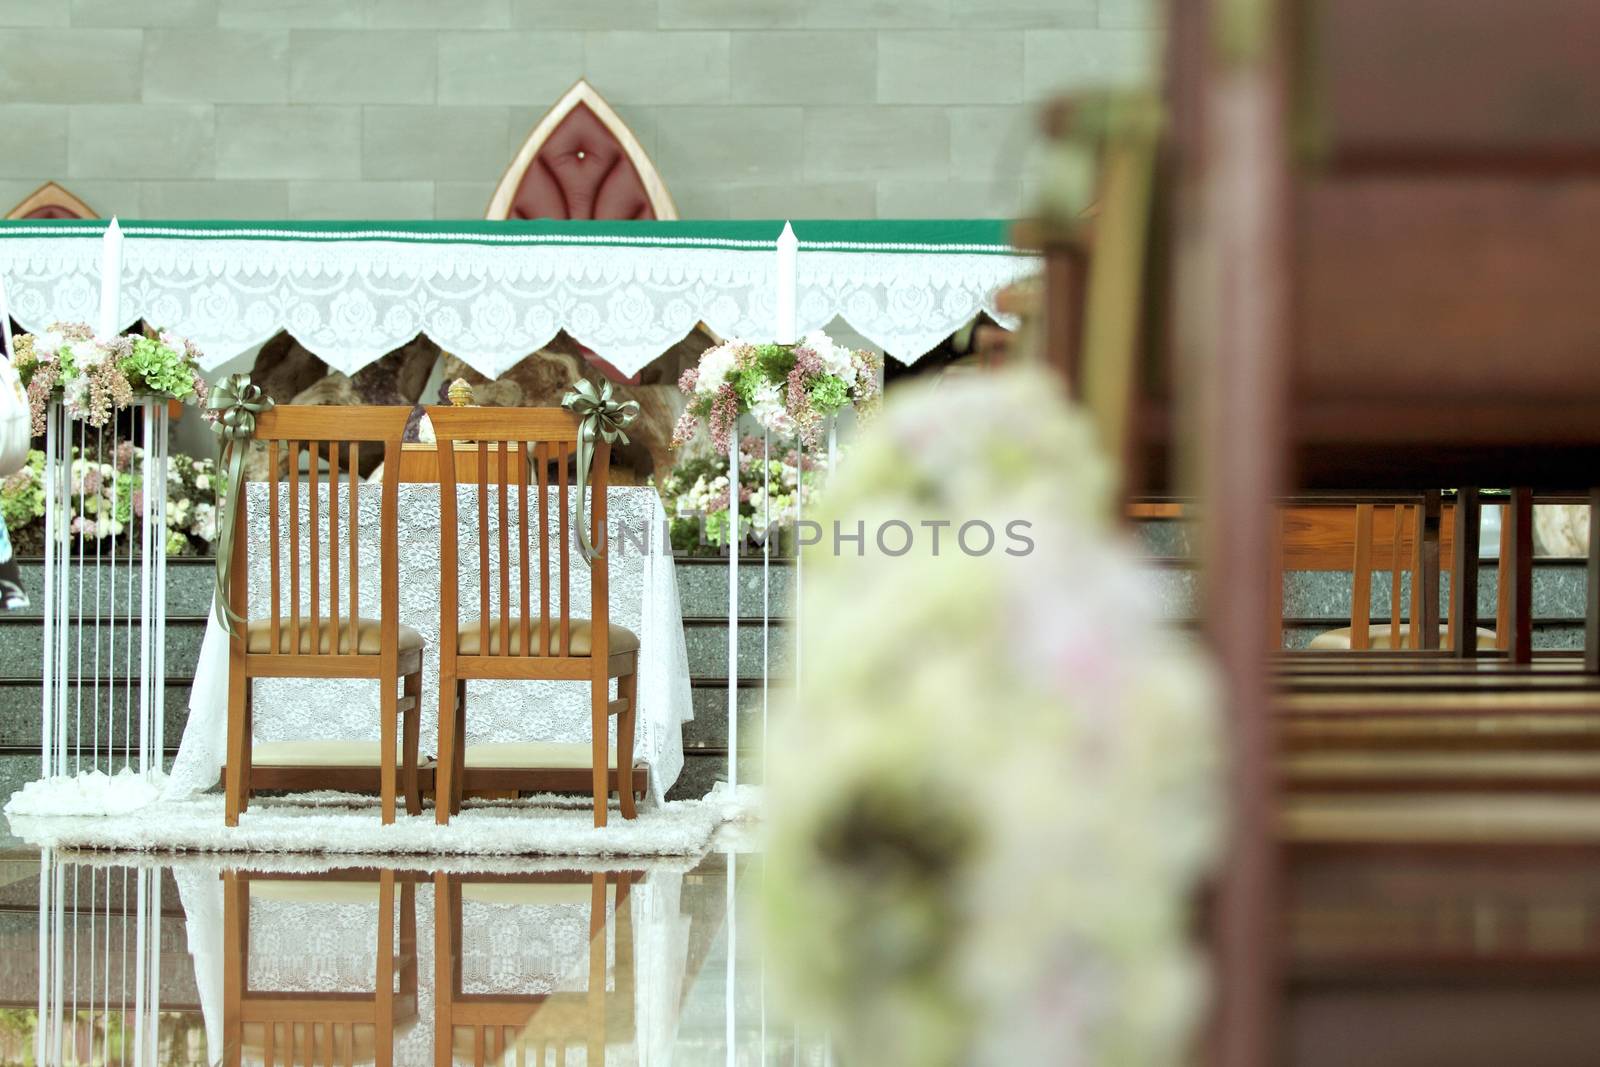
[208,373,273,636]
[562,378,639,562]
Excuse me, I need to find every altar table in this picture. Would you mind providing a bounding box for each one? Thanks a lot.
[171,484,693,804]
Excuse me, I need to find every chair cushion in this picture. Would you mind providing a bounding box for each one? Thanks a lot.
[252,740,412,767]
[1308,624,1498,651]
[456,617,639,656]
[463,741,622,770]
[461,881,616,906]
[246,617,423,655]
[249,880,383,904]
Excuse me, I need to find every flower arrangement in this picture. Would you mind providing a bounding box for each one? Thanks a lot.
[162,451,221,556]
[12,323,210,435]
[671,330,881,452]
[656,435,826,554]
[0,445,221,557]
[763,368,1222,1067]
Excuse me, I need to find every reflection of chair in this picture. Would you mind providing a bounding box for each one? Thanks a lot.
[224,406,424,826]
[434,870,635,1067]
[429,407,641,828]
[222,869,418,1067]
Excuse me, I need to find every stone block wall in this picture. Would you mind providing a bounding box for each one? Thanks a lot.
[0,0,1156,220]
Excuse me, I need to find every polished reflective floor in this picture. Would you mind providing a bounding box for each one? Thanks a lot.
[1,836,830,1066]
[9,830,1600,1065]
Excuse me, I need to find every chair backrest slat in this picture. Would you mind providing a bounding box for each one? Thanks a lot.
[558,440,570,657]
[268,439,280,655]
[518,445,531,658]
[308,439,321,654]
[498,441,510,656]
[328,441,341,644]
[428,407,604,667]
[288,441,301,649]
[233,408,410,660]
[348,441,360,653]
[478,440,491,653]
[537,442,550,657]
[1350,504,1373,649]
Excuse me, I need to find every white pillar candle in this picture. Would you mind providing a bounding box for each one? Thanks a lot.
[97,217,123,340]
[776,221,798,344]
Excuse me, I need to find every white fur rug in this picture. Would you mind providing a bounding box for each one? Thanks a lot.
[6,786,759,858]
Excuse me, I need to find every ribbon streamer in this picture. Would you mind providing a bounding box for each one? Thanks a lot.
[562,378,639,562]
[207,373,273,635]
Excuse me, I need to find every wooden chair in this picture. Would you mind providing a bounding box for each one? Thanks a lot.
[1304,498,1498,652]
[429,406,640,828]
[222,868,418,1067]
[225,406,424,827]
[433,869,635,1067]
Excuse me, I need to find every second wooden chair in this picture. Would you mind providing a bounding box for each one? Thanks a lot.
[429,406,640,828]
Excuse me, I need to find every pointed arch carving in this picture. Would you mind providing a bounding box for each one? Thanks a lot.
[7,181,97,220]
[488,79,677,221]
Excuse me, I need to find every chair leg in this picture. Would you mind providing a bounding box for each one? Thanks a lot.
[380,673,399,826]
[436,670,456,826]
[225,663,248,828]
[617,661,638,820]
[222,870,248,1067]
[240,679,254,814]
[592,676,609,828]
[399,880,418,1008]
[402,668,422,817]
[375,871,396,1067]
[453,679,467,815]
[433,873,456,1067]
[587,872,608,1061]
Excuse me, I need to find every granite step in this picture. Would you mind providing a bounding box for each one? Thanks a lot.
[0,682,190,750]
[7,558,215,618]
[674,558,795,619]
[682,621,793,680]
[0,614,208,679]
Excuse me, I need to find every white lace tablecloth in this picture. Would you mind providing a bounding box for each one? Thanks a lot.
[173,484,693,804]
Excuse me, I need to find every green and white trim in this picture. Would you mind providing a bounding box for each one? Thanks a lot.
[0,219,1037,378]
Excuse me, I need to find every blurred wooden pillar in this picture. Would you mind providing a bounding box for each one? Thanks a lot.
[1180,0,1287,1063]
[1043,244,1089,392]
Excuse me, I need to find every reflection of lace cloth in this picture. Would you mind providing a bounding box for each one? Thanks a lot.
[459,900,614,996]
[173,871,685,1067]
[173,485,692,803]
[248,900,380,993]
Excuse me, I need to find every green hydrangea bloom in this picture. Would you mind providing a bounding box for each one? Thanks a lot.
[809,375,850,414]
[0,452,46,532]
[120,337,195,400]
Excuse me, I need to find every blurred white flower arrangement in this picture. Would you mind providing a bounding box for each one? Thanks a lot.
[764,368,1223,1067]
